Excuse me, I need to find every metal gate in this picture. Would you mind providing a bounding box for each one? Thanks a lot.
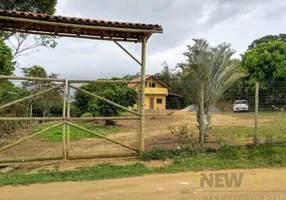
[0,76,140,163]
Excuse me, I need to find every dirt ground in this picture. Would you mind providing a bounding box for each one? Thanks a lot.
[1,167,286,200]
[0,111,276,161]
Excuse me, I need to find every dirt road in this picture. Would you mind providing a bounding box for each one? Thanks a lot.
[1,168,286,200]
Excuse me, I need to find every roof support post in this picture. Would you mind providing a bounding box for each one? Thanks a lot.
[139,36,146,156]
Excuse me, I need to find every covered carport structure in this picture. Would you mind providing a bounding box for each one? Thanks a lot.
[0,10,163,156]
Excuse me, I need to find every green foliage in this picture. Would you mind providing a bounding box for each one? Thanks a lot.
[0,81,27,135]
[154,62,187,108]
[74,81,137,125]
[22,65,48,77]
[32,122,119,142]
[1,143,286,186]
[22,65,62,118]
[248,34,286,50]
[141,147,169,161]
[178,39,247,142]
[168,124,192,144]
[0,1,58,58]
[242,40,286,84]
[0,40,15,75]
[0,0,57,14]
[80,112,94,118]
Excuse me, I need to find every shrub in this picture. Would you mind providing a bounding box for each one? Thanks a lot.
[168,124,193,144]
[141,147,169,161]
[81,112,93,118]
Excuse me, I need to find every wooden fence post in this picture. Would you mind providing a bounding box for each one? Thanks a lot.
[254,81,259,145]
[139,36,146,156]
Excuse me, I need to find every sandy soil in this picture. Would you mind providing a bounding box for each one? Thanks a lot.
[1,168,286,200]
[0,112,275,161]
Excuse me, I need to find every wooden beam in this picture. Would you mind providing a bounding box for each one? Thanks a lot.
[0,75,65,82]
[0,117,62,121]
[69,116,140,121]
[0,84,63,110]
[0,15,162,34]
[102,31,142,66]
[68,84,139,116]
[67,122,138,152]
[68,79,140,84]
[139,36,147,155]
[0,122,63,153]
[67,153,139,160]
[2,28,139,43]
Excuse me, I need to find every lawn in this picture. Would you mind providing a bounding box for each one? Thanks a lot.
[32,121,119,142]
[211,112,286,143]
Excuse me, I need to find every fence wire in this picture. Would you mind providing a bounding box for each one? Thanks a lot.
[0,78,285,162]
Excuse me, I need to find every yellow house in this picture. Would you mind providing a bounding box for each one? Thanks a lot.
[128,75,169,110]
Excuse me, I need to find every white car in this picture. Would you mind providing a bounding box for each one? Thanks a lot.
[233,100,249,112]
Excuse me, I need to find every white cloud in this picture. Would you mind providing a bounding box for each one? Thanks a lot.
[12,0,286,79]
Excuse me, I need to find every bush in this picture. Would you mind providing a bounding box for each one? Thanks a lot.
[81,112,93,118]
[141,147,169,161]
[168,124,193,145]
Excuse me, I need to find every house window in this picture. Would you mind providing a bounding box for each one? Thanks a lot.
[157,98,163,104]
[149,83,156,88]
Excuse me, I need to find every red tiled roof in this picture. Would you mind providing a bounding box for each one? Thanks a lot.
[0,10,163,31]
[0,10,162,42]
[128,75,170,89]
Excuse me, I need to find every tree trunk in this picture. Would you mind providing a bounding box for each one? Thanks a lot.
[204,108,211,142]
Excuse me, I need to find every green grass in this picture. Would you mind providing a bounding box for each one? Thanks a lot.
[0,143,285,186]
[212,112,286,142]
[32,122,119,142]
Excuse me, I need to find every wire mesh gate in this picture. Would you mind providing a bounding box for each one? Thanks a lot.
[0,76,140,163]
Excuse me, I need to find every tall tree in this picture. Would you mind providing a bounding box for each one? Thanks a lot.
[242,40,286,108]
[0,0,58,59]
[74,81,137,125]
[178,39,246,145]
[0,40,15,75]
[248,34,286,50]
[242,40,286,84]
[22,65,62,118]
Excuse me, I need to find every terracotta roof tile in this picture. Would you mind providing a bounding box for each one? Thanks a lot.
[0,10,162,30]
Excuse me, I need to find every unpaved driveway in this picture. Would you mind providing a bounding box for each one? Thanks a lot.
[1,168,286,200]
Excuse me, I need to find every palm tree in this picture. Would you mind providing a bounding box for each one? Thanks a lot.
[177,39,247,145]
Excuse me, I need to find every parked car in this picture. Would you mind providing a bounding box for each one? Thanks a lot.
[233,100,249,112]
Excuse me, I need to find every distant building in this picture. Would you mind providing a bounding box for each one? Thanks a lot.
[128,75,169,110]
